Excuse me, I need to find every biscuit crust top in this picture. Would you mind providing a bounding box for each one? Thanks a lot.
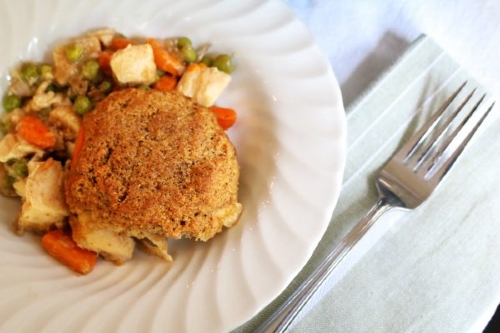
[65,88,242,242]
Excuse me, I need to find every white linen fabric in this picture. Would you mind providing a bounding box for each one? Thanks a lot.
[288,0,500,105]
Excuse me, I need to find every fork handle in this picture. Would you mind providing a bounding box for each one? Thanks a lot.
[257,198,394,333]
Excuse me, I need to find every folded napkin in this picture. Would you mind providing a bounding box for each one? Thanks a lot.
[236,35,500,332]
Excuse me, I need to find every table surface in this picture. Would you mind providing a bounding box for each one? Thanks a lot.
[236,1,500,332]
[287,0,500,106]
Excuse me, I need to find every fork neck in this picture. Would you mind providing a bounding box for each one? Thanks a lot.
[356,196,396,237]
[376,179,407,209]
[377,194,402,210]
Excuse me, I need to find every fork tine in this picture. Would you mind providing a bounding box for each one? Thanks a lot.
[403,81,467,163]
[426,97,495,182]
[412,88,475,171]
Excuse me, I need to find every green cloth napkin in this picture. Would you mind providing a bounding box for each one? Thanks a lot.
[236,35,500,333]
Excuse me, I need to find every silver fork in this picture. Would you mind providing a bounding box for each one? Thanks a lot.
[258,81,496,333]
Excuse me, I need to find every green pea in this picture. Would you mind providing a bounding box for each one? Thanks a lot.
[138,84,151,90]
[177,37,192,48]
[20,63,40,83]
[2,95,21,112]
[73,95,93,115]
[0,121,8,135]
[6,175,15,188]
[39,107,51,118]
[65,43,84,62]
[11,159,28,178]
[200,55,214,67]
[212,54,234,74]
[82,60,100,80]
[46,83,68,94]
[181,44,197,63]
[40,65,53,80]
[99,80,112,93]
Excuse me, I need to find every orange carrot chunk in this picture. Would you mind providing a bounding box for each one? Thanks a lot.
[110,37,135,50]
[98,50,113,75]
[71,125,85,169]
[153,75,177,92]
[211,106,237,130]
[16,115,56,149]
[147,39,185,76]
[41,229,98,275]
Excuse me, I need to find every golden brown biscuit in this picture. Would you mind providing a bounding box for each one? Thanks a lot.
[65,88,242,263]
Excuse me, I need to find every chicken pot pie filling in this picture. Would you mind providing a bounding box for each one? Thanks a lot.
[0,29,242,274]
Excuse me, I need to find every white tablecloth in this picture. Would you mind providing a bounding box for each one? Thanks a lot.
[235,1,500,332]
[288,0,500,105]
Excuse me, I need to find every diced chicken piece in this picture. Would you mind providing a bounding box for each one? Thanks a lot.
[53,36,101,86]
[0,133,41,163]
[176,64,232,107]
[66,141,75,158]
[86,28,116,47]
[28,81,70,112]
[7,76,33,97]
[12,178,26,198]
[137,234,173,262]
[68,77,89,96]
[216,202,243,228]
[110,44,157,86]
[15,158,68,234]
[70,212,135,265]
[49,105,81,135]
[2,107,26,129]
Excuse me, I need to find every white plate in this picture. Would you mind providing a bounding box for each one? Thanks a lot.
[0,0,346,332]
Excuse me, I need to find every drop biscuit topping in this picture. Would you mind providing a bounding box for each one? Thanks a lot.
[65,88,242,264]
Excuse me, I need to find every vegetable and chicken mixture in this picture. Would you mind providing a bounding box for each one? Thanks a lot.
[0,28,238,274]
